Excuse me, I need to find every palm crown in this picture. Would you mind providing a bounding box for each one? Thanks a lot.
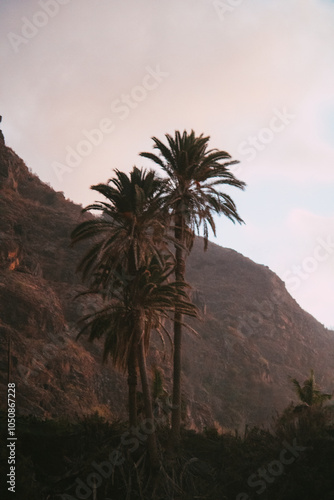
[77,255,198,371]
[140,129,246,248]
[71,167,169,288]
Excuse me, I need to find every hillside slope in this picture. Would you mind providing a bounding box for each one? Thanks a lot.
[1,138,333,430]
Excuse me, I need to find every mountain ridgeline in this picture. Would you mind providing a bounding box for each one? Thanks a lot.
[1,140,334,430]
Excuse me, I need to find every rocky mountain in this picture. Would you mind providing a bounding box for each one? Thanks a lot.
[1,135,334,431]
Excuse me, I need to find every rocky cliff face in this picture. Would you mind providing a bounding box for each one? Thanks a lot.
[1,140,333,430]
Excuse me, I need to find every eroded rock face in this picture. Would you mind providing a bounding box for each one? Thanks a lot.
[0,142,333,429]
[0,144,127,421]
[0,234,20,270]
[0,268,127,420]
[0,147,21,191]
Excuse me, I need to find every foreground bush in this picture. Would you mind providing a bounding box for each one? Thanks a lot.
[1,410,334,499]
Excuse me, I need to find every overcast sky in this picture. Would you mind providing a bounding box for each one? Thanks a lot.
[1,0,334,327]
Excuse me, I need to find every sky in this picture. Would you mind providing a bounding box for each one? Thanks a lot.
[1,0,334,327]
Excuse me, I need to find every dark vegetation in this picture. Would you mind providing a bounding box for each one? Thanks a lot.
[1,391,334,499]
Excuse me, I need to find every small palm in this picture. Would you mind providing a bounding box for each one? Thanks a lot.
[290,370,332,409]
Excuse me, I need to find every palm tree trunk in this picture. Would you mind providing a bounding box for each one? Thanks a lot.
[170,211,186,448]
[171,307,182,447]
[136,312,160,470]
[127,344,137,428]
[127,245,138,428]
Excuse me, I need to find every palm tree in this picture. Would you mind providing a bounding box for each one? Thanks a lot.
[274,370,334,440]
[71,167,169,290]
[77,255,198,468]
[290,370,332,409]
[71,167,170,428]
[140,130,246,446]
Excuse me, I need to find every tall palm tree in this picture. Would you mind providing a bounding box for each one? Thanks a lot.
[71,167,170,428]
[140,130,246,446]
[78,255,198,468]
